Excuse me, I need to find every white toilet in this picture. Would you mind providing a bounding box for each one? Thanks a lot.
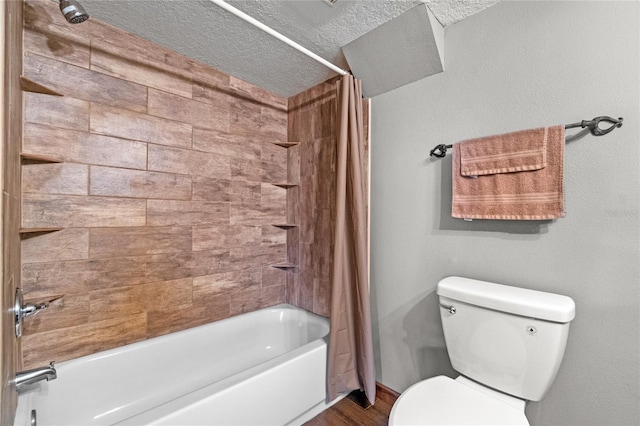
[389,276,576,425]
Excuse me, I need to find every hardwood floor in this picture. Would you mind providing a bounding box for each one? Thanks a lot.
[304,391,395,426]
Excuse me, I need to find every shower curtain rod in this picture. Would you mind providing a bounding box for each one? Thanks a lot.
[208,0,349,76]
[429,115,624,158]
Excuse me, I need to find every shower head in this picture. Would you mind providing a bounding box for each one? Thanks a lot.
[59,0,89,24]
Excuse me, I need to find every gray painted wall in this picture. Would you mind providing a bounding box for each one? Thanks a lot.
[369,2,639,425]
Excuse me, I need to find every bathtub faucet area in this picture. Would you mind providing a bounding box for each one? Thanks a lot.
[14,304,336,426]
[15,362,57,392]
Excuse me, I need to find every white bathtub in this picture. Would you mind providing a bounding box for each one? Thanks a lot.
[15,304,341,426]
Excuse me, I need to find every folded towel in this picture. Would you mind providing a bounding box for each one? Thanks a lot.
[452,125,565,220]
[459,127,548,176]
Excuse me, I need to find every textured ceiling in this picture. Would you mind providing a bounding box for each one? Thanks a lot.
[83,0,498,97]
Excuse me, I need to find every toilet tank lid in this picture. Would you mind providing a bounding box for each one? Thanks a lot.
[437,276,576,323]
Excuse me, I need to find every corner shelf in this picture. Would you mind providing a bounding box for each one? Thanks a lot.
[269,141,300,272]
[20,76,63,96]
[20,153,63,164]
[19,152,65,238]
[270,262,297,270]
[19,228,63,238]
[272,141,300,148]
[271,224,298,229]
[271,182,298,189]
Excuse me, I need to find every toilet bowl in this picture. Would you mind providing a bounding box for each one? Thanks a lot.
[389,376,528,426]
[389,277,575,426]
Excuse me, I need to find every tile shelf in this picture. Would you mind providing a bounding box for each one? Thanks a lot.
[271,182,298,189]
[272,141,299,148]
[270,224,298,268]
[268,141,300,270]
[20,151,65,239]
[270,263,297,270]
[20,153,64,163]
[19,228,63,237]
[20,76,63,96]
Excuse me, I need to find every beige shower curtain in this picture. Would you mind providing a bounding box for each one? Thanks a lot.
[327,74,376,405]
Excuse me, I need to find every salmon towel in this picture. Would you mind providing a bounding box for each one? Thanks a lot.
[452,126,565,220]
[459,127,548,176]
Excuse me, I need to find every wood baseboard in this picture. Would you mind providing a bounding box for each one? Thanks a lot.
[376,381,401,406]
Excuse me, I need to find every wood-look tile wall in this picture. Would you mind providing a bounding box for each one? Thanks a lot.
[20,0,290,368]
[2,0,24,421]
[286,79,370,317]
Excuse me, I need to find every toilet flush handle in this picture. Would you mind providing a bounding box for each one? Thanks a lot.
[440,303,456,315]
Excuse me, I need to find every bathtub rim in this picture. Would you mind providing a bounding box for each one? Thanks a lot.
[51,303,329,372]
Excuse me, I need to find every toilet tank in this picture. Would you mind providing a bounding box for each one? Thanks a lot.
[437,276,575,401]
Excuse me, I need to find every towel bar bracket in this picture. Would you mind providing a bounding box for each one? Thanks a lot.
[565,116,623,136]
[430,144,453,158]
